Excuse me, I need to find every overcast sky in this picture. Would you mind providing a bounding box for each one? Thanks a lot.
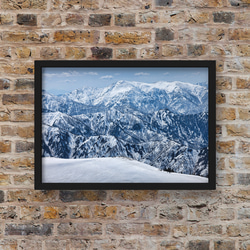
[43,67,208,95]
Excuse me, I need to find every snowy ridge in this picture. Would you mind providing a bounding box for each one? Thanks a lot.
[43,157,208,183]
[56,80,208,115]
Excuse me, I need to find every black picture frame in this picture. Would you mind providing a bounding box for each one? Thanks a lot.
[35,60,216,190]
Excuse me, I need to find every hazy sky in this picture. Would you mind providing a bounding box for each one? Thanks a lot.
[43,67,208,95]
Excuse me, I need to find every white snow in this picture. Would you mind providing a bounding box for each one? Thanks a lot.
[43,157,208,183]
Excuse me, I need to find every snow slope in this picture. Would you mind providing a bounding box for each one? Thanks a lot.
[43,157,208,183]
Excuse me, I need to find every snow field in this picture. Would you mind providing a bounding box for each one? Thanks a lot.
[43,157,208,183]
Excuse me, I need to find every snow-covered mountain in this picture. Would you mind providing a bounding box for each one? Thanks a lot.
[43,80,208,115]
[42,80,209,177]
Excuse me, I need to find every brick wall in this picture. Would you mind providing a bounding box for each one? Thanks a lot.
[0,0,249,249]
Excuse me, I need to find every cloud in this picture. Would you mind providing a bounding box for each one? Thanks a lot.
[44,71,98,78]
[134,72,149,76]
[43,73,58,78]
[100,75,113,79]
[84,72,98,75]
[65,79,76,83]
[163,72,169,75]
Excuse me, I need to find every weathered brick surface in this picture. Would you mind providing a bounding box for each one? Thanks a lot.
[239,108,250,120]
[0,174,11,186]
[237,77,250,89]
[12,110,34,122]
[0,47,11,58]
[216,76,232,90]
[104,0,148,9]
[110,190,157,201]
[155,28,174,41]
[155,0,173,6]
[17,14,37,26]
[106,222,170,236]
[2,31,49,43]
[0,0,249,248]
[179,28,225,41]
[1,63,34,75]
[214,240,235,250]
[162,44,183,57]
[216,107,236,120]
[5,223,53,236]
[211,45,233,56]
[187,11,210,24]
[190,224,223,236]
[0,79,10,90]
[2,94,34,105]
[105,31,151,45]
[141,45,160,58]
[65,47,86,59]
[188,240,210,250]
[89,14,111,27]
[116,48,137,59]
[69,205,91,219]
[216,93,226,104]
[115,14,136,27]
[41,14,62,26]
[0,14,14,25]
[229,28,250,40]
[0,239,17,249]
[1,125,34,138]
[0,206,17,219]
[45,239,67,250]
[226,124,250,137]
[229,93,250,106]
[40,47,61,59]
[0,140,11,153]
[238,141,250,154]
[7,190,58,203]
[213,12,235,23]
[186,0,224,7]
[2,0,47,9]
[13,174,33,185]
[44,206,67,219]
[15,79,34,90]
[19,239,42,249]
[20,205,41,220]
[91,47,113,59]
[59,190,107,202]
[159,206,184,220]
[139,11,159,24]
[187,44,206,56]
[15,47,33,59]
[66,14,85,25]
[57,222,102,236]
[1,157,34,171]
[54,30,99,43]
[216,141,235,154]
[15,141,34,153]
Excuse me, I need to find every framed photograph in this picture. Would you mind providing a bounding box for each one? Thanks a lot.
[35,60,216,190]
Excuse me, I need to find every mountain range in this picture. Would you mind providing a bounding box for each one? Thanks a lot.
[42,80,209,177]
